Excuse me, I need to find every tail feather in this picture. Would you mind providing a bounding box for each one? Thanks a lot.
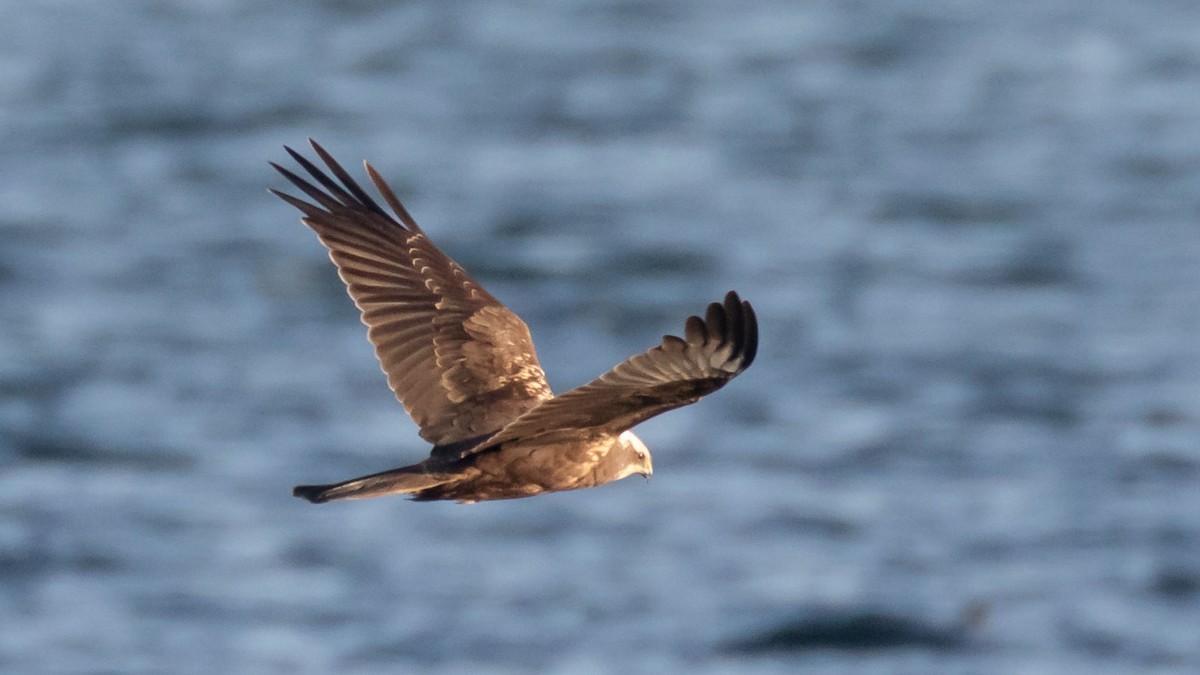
[293,464,455,503]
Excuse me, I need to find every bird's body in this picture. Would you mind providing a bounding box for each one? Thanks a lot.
[292,430,650,504]
[271,140,756,504]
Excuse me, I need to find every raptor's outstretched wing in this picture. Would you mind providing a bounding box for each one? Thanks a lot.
[457,291,757,458]
[271,140,552,446]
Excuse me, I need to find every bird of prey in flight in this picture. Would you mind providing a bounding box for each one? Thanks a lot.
[270,140,757,503]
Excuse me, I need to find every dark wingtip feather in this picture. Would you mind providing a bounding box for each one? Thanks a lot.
[364,160,423,233]
[271,158,345,211]
[740,299,758,368]
[684,315,708,344]
[269,186,328,220]
[283,143,355,206]
[705,301,728,341]
[715,291,757,373]
[308,140,385,213]
[273,140,420,235]
[293,484,333,504]
[679,291,758,375]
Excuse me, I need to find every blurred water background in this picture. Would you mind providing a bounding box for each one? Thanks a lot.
[2,1,1199,673]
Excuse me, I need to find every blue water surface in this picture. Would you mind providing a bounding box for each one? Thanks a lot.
[1,1,1199,672]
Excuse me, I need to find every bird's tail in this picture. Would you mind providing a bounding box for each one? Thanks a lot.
[293,464,455,503]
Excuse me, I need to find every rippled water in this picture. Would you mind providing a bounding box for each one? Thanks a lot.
[2,1,1199,673]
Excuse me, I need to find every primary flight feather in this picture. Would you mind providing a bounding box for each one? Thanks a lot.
[271,140,757,503]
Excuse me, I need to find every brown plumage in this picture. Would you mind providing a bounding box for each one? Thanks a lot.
[271,140,758,504]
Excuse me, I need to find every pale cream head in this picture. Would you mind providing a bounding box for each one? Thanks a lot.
[615,430,653,480]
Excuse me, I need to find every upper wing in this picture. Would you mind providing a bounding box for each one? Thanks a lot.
[456,291,757,458]
[270,140,552,446]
